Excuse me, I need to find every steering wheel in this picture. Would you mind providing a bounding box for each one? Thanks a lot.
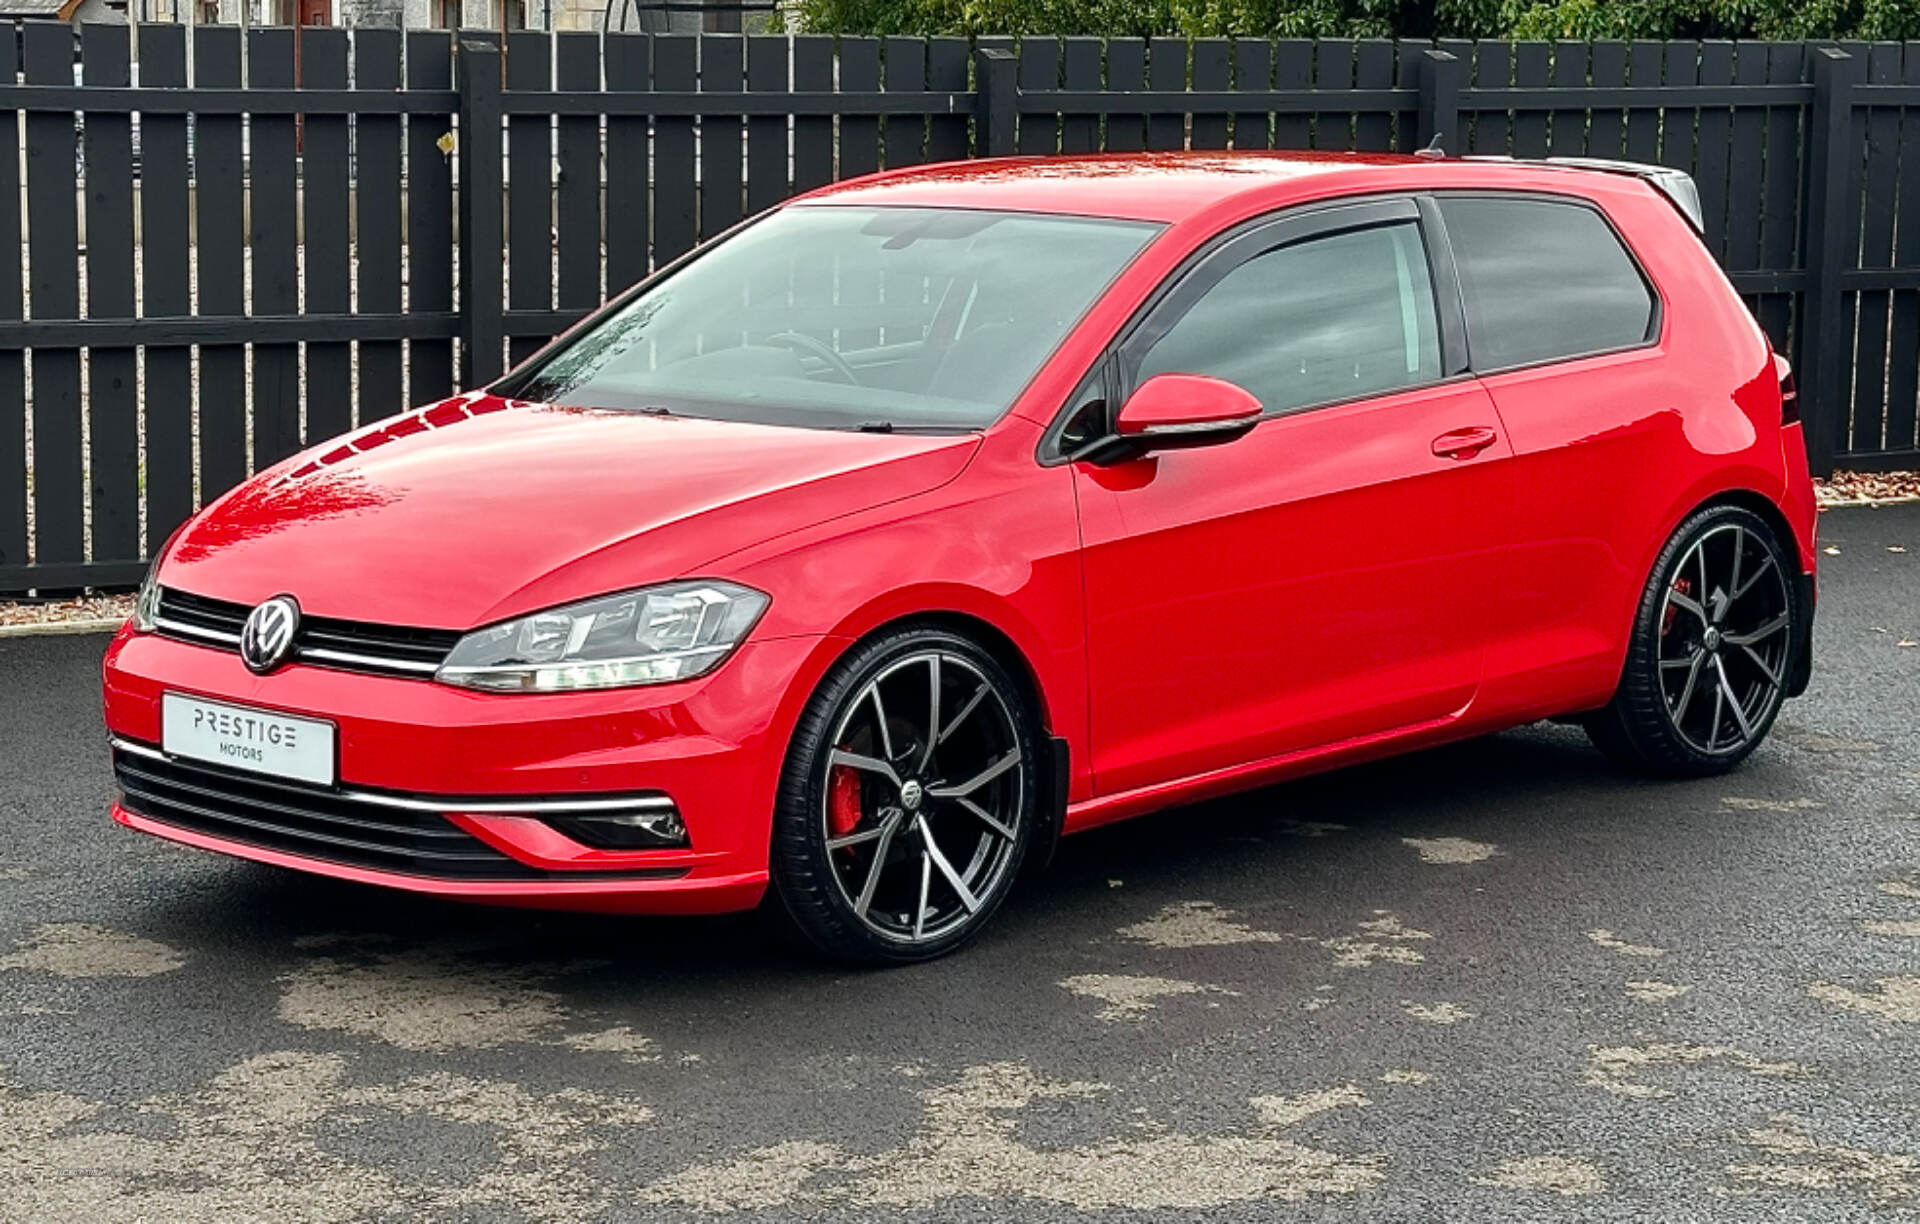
[765,331,860,386]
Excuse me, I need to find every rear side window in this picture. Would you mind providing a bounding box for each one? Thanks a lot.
[1439,197,1656,371]
[1133,222,1442,415]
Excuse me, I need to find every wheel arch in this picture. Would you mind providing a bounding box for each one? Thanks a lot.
[798,601,1074,868]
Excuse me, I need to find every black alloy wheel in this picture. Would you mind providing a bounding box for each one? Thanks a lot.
[1585,504,1800,776]
[770,627,1039,964]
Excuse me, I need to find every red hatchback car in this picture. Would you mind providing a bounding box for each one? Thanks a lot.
[103,151,1817,963]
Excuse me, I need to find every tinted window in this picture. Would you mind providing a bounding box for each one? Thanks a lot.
[1134,222,1442,415]
[1439,197,1656,370]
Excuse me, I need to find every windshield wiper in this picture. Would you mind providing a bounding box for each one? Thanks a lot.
[848,421,894,433]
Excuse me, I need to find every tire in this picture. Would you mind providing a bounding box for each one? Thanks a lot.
[769,626,1041,965]
[1584,503,1802,777]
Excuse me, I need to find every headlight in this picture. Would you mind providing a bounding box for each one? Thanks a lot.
[435,580,769,693]
[131,565,162,632]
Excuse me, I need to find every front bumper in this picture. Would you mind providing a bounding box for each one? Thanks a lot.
[101,624,828,914]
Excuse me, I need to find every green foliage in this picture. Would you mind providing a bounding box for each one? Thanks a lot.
[788,0,1920,40]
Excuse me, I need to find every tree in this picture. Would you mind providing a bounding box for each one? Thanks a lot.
[789,0,1920,41]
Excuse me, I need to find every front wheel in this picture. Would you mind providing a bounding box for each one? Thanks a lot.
[1585,504,1802,776]
[769,627,1040,965]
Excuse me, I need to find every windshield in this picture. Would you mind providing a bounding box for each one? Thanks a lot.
[509,206,1162,430]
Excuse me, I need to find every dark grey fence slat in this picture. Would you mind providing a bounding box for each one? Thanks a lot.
[1725,43,1768,274]
[790,36,834,187]
[1191,39,1231,150]
[1231,40,1271,150]
[604,33,651,292]
[1694,42,1735,258]
[247,29,301,468]
[1885,46,1920,455]
[653,34,698,265]
[301,28,352,444]
[355,28,406,419]
[1659,41,1698,174]
[1471,41,1510,154]
[1270,40,1310,149]
[1018,38,1058,156]
[80,24,137,564]
[24,23,82,568]
[0,24,19,573]
[1755,43,1804,362]
[1354,40,1394,151]
[743,35,785,215]
[1623,41,1663,161]
[883,37,928,168]
[925,37,969,160]
[506,31,553,367]
[1103,38,1144,152]
[456,36,504,388]
[1546,41,1586,158]
[1586,41,1627,157]
[405,31,457,408]
[1852,44,1904,455]
[555,32,600,315]
[1146,38,1185,152]
[1510,42,1550,158]
[1313,41,1354,150]
[699,34,744,240]
[1057,37,1101,153]
[840,38,881,177]
[192,27,246,503]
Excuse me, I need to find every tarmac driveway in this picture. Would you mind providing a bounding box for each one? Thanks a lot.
[1,503,1916,1222]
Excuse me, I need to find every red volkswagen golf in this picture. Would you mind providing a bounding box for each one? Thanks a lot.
[103,151,1817,963]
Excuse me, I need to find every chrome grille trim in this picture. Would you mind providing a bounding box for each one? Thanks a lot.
[151,586,461,681]
[111,737,678,815]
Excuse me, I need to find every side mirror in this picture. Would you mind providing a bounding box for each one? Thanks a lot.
[1096,373,1262,461]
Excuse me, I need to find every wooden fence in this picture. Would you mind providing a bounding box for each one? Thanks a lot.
[2,29,1918,593]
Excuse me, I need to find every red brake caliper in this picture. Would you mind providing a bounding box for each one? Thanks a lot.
[827,764,863,840]
[1662,577,1692,636]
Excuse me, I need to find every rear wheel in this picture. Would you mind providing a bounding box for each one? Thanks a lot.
[769,628,1039,965]
[1585,504,1799,776]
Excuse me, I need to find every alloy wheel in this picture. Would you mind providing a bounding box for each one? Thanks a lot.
[1656,522,1792,755]
[819,650,1026,945]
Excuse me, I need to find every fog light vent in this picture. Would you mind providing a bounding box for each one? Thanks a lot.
[546,804,688,850]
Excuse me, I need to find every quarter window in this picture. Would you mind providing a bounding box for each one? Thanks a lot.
[1133,222,1442,416]
[1439,197,1656,371]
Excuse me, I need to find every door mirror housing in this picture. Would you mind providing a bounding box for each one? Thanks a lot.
[1086,374,1262,463]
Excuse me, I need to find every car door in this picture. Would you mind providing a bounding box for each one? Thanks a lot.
[1069,198,1516,797]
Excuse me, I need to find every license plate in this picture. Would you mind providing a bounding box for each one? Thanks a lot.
[161,692,336,786]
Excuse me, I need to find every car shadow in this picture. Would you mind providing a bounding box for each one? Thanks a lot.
[134,718,1679,985]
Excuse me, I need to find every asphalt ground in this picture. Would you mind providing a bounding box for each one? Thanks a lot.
[1,503,1916,1223]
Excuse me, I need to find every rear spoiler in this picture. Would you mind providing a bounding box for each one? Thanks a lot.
[1462,155,1705,234]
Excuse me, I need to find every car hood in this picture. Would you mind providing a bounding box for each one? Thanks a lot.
[160,394,981,627]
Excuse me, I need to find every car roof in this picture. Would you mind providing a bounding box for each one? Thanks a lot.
[791,150,1652,225]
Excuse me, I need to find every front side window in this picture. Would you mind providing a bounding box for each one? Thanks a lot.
[1132,222,1442,416]
[511,206,1161,431]
[1439,196,1657,371]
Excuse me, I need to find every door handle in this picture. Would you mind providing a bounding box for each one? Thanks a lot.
[1431,425,1499,460]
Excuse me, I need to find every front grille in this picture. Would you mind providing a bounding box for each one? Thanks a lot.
[112,740,690,883]
[113,742,547,880]
[153,587,462,680]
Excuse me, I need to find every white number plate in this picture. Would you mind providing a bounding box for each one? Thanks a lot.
[161,692,336,787]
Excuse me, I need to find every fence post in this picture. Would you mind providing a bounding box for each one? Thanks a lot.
[1798,44,1861,477]
[457,37,505,389]
[1416,48,1459,153]
[975,47,1017,157]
